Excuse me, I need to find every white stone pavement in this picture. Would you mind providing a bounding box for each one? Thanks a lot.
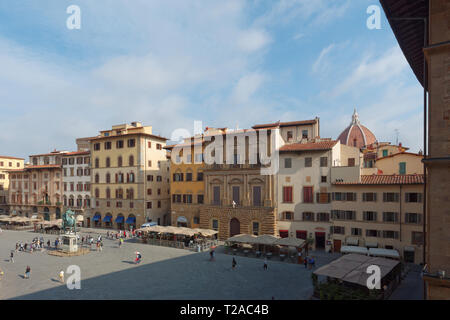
[0,229,339,300]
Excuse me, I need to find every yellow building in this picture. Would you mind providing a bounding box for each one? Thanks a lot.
[89,122,170,230]
[165,137,207,228]
[0,156,25,213]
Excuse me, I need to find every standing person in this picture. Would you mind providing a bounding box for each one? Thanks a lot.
[59,270,64,283]
[304,256,308,269]
[232,257,237,270]
[10,251,14,263]
[263,257,268,271]
[15,243,19,252]
[310,256,315,269]
[47,240,50,249]
[24,266,31,279]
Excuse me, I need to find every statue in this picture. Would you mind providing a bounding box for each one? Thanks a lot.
[62,209,77,234]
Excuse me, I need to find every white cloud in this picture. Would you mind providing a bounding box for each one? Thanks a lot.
[237,29,271,53]
[231,73,267,104]
[312,43,335,73]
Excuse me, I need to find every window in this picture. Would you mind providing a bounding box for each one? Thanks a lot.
[197,195,204,204]
[362,193,377,202]
[252,222,260,235]
[212,219,219,231]
[186,172,193,181]
[129,155,134,166]
[383,193,399,202]
[147,188,152,195]
[193,217,200,224]
[147,201,152,209]
[332,226,345,235]
[303,187,313,203]
[366,229,380,237]
[95,158,99,168]
[118,156,123,167]
[95,174,100,183]
[383,231,399,239]
[382,149,388,157]
[283,186,293,203]
[302,130,308,139]
[105,157,111,167]
[363,211,377,221]
[351,228,362,236]
[94,143,101,151]
[106,173,111,183]
[302,212,314,221]
[183,194,193,204]
[320,157,328,167]
[279,230,289,238]
[147,175,153,182]
[287,131,293,141]
[148,141,151,148]
[173,173,183,182]
[157,176,162,182]
[332,192,356,201]
[405,193,422,203]
[383,212,398,223]
[197,172,204,181]
[399,162,406,174]
[283,211,293,220]
[305,157,312,167]
[284,158,292,168]
[104,142,112,150]
[332,210,355,220]
[127,139,136,148]
[148,160,152,167]
[412,232,424,245]
[157,188,161,195]
[316,192,330,203]
[116,140,124,149]
[321,176,327,183]
[296,230,307,239]
[348,158,355,166]
[156,143,162,150]
[317,212,330,222]
[405,213,422,224]
[195,154,203,163]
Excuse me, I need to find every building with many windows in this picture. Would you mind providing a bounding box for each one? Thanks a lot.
[277,139,361,251]
[62,151,91,225]
[7,151,64,220]
[89,122,170,230]
[0,156,25,214]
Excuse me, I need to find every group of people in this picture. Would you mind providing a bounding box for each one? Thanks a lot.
[14,236,53,253]
[107,230,137,240]
[303,256,316,269]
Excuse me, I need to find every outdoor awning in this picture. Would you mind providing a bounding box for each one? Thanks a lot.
[126,217,136,224]
[345,237,359,246]
[365,241,378,248]
[177,216,188,223]
[115,216,124,223]
[368,248,400,259]
[103,215,112,222]
[92,214,101,222]
[404,246,415,252]
[341,246,368,255]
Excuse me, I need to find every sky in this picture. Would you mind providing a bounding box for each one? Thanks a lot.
[0,0,424,159]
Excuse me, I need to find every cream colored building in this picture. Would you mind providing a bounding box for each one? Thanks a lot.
[277,140,361,251]
[331,175,424,264]
[0,156,25,213]
[89,122,170,230]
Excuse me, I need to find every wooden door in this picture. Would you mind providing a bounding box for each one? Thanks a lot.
[230,218,240,237]
[333,239,341,253]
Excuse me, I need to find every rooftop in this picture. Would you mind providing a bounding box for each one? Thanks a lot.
[280,140,338,152]
[333,174,424,185]
[252,119,318,129]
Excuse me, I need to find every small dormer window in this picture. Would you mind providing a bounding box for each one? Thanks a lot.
[287,131,293,141]
[302,130,308,139]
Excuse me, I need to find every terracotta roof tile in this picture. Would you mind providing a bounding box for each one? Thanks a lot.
[0,155,25,160]
[252,119,317,129]
[280,140,338,152]
[333,174,424,185]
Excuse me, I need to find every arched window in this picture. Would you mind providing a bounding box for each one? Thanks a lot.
[118,156,122,167]
[129,172,135,183]
[116,188,123,199]
[95,174,100,183]
[95,158,99,168]
[95,188,100,198]
[127,188,134,199]
[129,155,134,166]
[106,188,111,199]
[106,157,111,168]
[106,173,111,183]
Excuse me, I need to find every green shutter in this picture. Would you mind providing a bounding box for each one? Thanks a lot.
[399,162,406,174]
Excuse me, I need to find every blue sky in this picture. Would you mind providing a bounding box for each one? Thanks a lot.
[0,0,423,159]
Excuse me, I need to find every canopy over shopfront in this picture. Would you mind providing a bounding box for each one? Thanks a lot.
[314,253,400,288]
[368,248,400,260]
[115,216,124,223]
[126,216,136,224]
[340,246,369,255]
[92,214,101,222]
[103,215,112,223]
[136,225,218,237]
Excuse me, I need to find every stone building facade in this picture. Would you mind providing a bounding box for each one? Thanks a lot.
[89,122,170,230]
[0,156,25,214]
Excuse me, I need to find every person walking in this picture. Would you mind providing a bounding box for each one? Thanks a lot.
[10,251,14,263]
[310,256,316,269]
[263,258,268,271]
[59,270,64,283]
[24,266,31,279]
[232,257,237,270]
[135,252,142,264]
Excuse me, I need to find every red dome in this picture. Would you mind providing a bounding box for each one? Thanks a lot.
[338,109,376,149]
